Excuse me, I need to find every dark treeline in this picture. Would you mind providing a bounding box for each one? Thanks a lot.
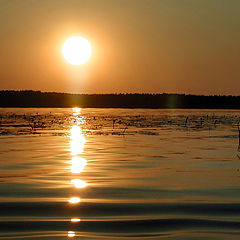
[0,90,239,109]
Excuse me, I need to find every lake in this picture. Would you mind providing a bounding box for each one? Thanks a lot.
[0,108,240,240]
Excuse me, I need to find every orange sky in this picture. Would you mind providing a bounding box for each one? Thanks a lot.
[0,0,239,95]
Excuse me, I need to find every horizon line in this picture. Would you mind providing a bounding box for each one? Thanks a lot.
[1,90,240,97]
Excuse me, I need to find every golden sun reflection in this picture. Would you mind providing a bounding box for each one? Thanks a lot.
[68,231,76,237]
[70,179,87,188]
[67,110,86,233]
[68,197,81,204]
[72,107,82,116]
[70,124,82,136]
[70,139,85,155]
[70,156,87,173]
[70,125,86,156]
[71,218,81,222]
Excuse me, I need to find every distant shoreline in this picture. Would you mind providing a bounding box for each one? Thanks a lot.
[0,90,240,109]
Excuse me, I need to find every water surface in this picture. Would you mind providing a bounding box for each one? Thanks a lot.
[0,108,240,239]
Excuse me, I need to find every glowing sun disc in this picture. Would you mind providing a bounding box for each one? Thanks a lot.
[62,36,91,65]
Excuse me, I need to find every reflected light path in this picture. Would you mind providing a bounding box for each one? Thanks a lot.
[70,125,86,156]
[70,157,87,173]
[70,179,87,188]
[72,107,81,116]
[68,231,76,237]
[71,218,81,222]
[67,110,87,236]
[68,197,81,204]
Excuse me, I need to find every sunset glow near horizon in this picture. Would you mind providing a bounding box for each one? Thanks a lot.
[0,0,239,95]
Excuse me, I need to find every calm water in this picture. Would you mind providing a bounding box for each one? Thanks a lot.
[0,108,240,240]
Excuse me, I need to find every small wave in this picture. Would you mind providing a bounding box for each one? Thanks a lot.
[1,202,240,219]
[0,218,240,235]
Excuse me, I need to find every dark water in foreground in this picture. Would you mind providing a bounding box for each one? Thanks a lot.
[0,108,240,240]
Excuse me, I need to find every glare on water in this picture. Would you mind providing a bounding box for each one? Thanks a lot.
[67,109,86,236]
[68,197,81,204]
[70,125,86,155]
[71,218,81,222]
[70,179,87,188]
[67,231,76,237]
[72,107,81,116]
[70,156,87,173]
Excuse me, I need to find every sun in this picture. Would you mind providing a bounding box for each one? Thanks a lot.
[62,36,91,65]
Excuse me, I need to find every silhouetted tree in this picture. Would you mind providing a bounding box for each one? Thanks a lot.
[0,90,239,109]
